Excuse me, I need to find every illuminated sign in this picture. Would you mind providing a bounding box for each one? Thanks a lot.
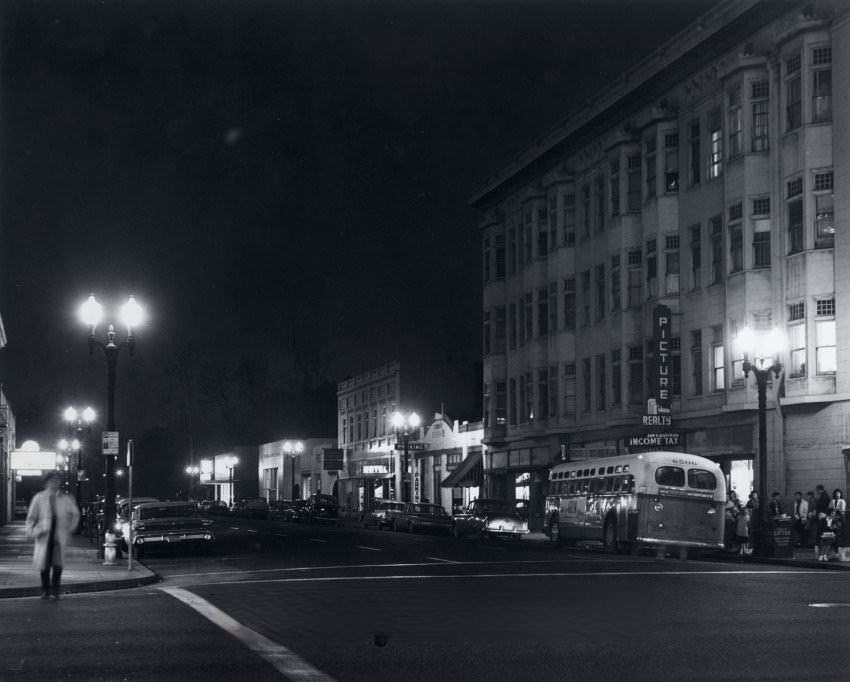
[653,304,672,413]
[199,459,213,482]
[11,451,57,471]
[361,465,388,475]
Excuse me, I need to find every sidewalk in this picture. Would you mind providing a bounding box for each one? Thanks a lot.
[0,520,158,598]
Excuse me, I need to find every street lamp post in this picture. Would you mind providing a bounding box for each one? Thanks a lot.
[225,457,239,507]
[185,465,200,500]
[63,406,96,507]
[79,294,145,557]
[391,410,421,503]
[57,438,80,496]
[737,327,785,515]
[283,441,304,501]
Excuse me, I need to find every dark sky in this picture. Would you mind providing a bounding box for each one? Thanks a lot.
[0,0,718,460]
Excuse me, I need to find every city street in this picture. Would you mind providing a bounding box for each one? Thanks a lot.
[3,518,849,681]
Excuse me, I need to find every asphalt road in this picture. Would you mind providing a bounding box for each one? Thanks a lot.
[3,517,849,681]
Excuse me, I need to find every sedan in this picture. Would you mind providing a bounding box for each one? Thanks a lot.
[394,503,453,534]
[452,498,529,541]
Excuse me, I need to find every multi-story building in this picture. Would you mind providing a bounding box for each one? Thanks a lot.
[0,386,16,525]
[336,361,484,511]
[471,0,850,518]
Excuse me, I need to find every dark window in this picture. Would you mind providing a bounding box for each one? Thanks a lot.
[655,466,685,487]
[688,469,717,490]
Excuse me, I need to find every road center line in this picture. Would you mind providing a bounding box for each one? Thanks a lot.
[356,546,382,552]
[426,557,458,564]
[161,587,335,681]
[809,603,850,608]
[246,530,259,534]
[163,559,671,579]
[210,569,830,587]
[309,538,328,543]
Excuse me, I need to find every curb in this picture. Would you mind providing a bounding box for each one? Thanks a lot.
[0,571,161,599]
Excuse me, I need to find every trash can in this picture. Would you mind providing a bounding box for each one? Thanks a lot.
[762,518,794,558]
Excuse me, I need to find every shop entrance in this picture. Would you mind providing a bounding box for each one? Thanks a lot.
[713,457,754,497]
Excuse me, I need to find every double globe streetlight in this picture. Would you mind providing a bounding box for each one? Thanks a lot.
[62,406,96,504]
[736,326,785,522]
[225,456,239,507]
[78,294,145,557]
[283,440,304,500]
[391,410,421,503]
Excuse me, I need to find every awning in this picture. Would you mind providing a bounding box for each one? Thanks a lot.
[440,451,483,488]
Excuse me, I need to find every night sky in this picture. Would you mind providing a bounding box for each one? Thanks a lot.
[0,0,717,493]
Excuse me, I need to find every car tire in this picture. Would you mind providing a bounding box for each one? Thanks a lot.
[452,524,461,539]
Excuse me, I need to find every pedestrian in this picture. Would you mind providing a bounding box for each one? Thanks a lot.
[735,501,750,555]
[724,491,739,551]
[829,488,846,551]
[813,484,832,561]
[768,491,783,518]
[792,491,809,547]
[25,471,80,600]
[804,491,818,548]
[746,491,761,553]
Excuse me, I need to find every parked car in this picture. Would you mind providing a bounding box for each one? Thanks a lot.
[268,499,296,520]
[452,498,529,541]
[395,502,453,534]
[114,497,160,532]
[198,499,230,516]
[304,494,339,524]
[360,500,406,530]
[283,499,309,522]
[232,497,269,520]
[14,499,27,518]
[121,500,215,559]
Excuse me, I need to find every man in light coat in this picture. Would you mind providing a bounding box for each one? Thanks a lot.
[25,471,80,599]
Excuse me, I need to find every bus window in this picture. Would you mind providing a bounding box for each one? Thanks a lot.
[605,476,614,492]
[606,466,614,474]
[583,469,590,477]
[570,471,577,478]
[625,475,635,493]
[655,466,685,487]
[688,469,717,490]
[615,465,622,473]
[612,477,622,493]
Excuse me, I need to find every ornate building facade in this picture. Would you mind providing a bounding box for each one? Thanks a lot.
[472,0,850,520]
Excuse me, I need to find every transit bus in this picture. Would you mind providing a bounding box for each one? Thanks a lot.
[544,451,725,554]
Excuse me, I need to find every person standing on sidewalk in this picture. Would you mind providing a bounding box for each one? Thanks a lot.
[25,471,80,599]
[792,492,808,547]
[813,484,832,561]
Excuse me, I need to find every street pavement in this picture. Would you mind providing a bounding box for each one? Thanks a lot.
[2,515,850,680]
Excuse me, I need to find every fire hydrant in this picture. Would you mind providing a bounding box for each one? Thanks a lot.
[103,530,120,566]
